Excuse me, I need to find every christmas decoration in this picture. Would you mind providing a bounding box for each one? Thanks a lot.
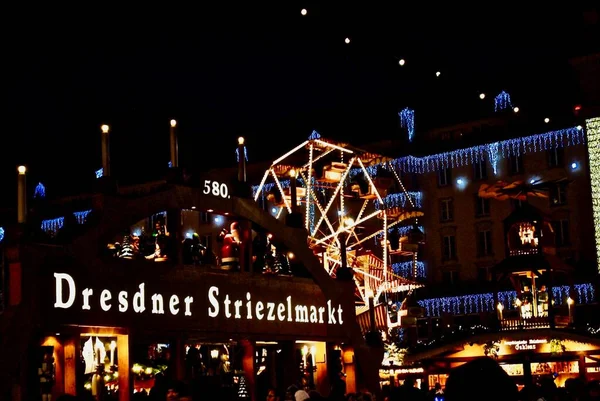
[399,107,415,142]
[34,182,46,198]
[585,117,600,273]
[494,91,512,112]
[0,227,4,243]
[418,283,595,317]
[95,168,103,179]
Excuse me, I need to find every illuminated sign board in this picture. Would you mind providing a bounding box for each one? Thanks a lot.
[504,339,547,351]
[53,272,345,326]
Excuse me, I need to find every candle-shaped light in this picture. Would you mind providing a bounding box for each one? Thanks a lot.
[101,124,111,177]
[110,340,116,366]
[497,302,504,321]
[169,119,178,168]
[567,297,574,323]
[290,169,297,213]
[238,137,246,182]
[302,345,308,368]
[17,166,27,223]
[310,345,316,367]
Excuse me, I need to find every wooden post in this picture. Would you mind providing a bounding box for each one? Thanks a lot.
[240,339,256,401]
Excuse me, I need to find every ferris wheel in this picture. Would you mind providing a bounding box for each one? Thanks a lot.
[253,132,423,318]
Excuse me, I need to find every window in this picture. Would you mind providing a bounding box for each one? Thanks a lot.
[552,219,570,247]
[477,230,493,257]
[442,270,459,284]
[550,184,567,206]
[438,168,451,187]
[475,196,490,217]
[508,155,524,175]
[547,147,564,168]
[442,235,456,261]
[473,160,488,180]
[440,198,454,222]
[477,265,492,282]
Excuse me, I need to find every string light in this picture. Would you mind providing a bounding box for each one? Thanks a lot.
[399,107,415,142]
[374,192,423,210]
[34,182,46,199]
[95,168,103,179]
[73,210,92,224]
[0,227,4,243]
[585,117,600,273]
[494,91,512,112]
[392,261,425,278]
[235,146,248,162]
[387,126,584,174]
[308,130,321,140]
[418,283,595,317]
[41,217,65,237]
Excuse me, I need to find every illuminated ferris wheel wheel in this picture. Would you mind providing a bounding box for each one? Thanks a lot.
[252,132,423,314]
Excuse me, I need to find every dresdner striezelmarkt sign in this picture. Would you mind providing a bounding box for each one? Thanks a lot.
[43,269,353,340]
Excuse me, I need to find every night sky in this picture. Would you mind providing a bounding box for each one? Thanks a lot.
[1,4,599,208]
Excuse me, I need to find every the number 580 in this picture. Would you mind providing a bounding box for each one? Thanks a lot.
[203,180,229,199]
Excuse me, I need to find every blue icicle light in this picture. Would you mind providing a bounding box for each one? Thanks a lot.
[399,108,415,142]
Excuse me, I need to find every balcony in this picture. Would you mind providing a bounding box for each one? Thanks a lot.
[500,314,570,331]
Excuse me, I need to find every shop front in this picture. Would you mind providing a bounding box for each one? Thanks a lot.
[398,331,600,391]
[36,264,355,401]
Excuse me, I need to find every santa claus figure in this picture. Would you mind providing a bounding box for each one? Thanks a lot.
[220,222,241,270]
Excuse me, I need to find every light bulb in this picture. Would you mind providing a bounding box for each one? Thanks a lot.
[18,165,26,175]
[101,124,110,133]
[513,107,520,113]
[238,137,245,145]
[479,93,485,100]
[170,119,177,127]
[344,38,350,44]
[399,59,405,66]
[301,9,307,16]
[435,71,440,77]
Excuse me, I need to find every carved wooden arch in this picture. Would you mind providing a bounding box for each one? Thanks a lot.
[69,185,382,390]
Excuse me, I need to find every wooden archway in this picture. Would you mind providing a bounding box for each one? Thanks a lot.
[69,184,383,391]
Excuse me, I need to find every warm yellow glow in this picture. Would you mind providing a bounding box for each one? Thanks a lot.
[567,297,574,305]
[399,59,405,66]
[586,117,600,273]
[101,124,110,134]
[514,107,520,113]
[210,349,219,359]
[238,136,245,145]
[170,119,177,127]
[288,252,295,259]
[365,289,375,298]
[289,168,296,178]
[17,165,26,175]
[497,303,504,311]
[344,217,355,228]
[301,8,307,15]
[479,93,486,99]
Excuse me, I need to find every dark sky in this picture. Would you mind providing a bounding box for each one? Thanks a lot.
[1,4,599,207]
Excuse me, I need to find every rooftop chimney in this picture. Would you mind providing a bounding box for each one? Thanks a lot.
[170,119,179,168]
[101,124,111,177]
[17,165,27,224]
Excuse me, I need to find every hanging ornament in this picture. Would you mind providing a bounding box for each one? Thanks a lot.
[308,130,321,140]
[399,108,415,142]
[34,182,46,198]
[494,91,513,112]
